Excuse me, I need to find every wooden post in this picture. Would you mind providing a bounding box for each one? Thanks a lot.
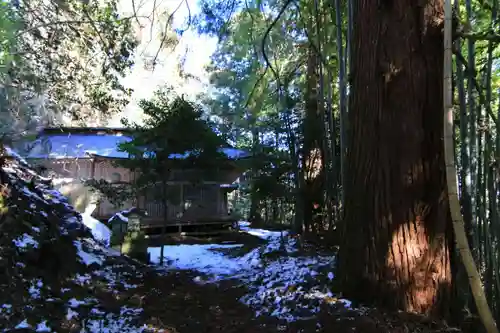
[179,183,184,208]
[180,183,184,213]
[90,157,99,216]
[160,245,164,265]
[223,190,229,215]
[90,157,96,179]
[162,179,168,241]
[134,170,140,209]
[216,185,221,215]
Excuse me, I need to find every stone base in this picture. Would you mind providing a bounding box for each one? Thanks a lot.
[113,230,150,264]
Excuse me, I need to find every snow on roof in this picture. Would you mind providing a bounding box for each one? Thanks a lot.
[219,147,250,159]
[27,134,130,159]
[25,133,250,160]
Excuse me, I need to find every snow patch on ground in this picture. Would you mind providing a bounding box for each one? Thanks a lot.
[82,214,111,247]
[65,297,147,333]
[51,177,75,186]
[149,221,349,321]
[13,233,39,249]
[238,222,289,240]
[149,243,262,278]
[5,146,29,165]
[3,241,149,332]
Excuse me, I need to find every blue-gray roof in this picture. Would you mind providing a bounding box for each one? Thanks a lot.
[26,133,250,160]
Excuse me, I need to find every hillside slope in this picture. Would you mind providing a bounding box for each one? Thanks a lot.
[0,149,151,332]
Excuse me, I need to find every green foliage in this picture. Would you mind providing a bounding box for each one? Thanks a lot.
[252,148,294,199]
[0,0,138,140]
[0,1,19,73]
[89,89,228,207]
[119,88,227,175]
[197,0,317,224]
[84,178,133,208]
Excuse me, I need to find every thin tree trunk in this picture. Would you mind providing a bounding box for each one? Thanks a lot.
[315,0,329,233]
[465,0,480,261]
[272,128,280,223]
[249,122,261,224]
[455,0,474,263]
[338,0,452,315]
[160,179,169,265]
[302,43,324,234]
[325,70,338,231]
[482,0,498,315]
[444,0,498,330]
[283,102,302,233]
[334,0,347,211]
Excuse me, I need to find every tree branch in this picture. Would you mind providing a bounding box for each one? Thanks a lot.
[261,0,294,90]
[459,31,500,42]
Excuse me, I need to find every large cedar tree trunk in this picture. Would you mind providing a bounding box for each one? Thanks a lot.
[337,0,453,316]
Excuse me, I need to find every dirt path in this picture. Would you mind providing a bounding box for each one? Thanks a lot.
[120,266,463,333]
[136,270,279,333]
[61,235,466,333]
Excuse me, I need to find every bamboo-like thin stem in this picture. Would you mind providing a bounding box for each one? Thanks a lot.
[444,0,498,331]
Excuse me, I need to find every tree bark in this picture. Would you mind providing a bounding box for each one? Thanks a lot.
[302,44,324,234]
[337,0,453,316]
[249,123,262,224]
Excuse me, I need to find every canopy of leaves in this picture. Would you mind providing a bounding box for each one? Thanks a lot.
[195,0,323,219]
[0,0,138,140]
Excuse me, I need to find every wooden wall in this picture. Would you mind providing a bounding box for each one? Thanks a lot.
[169,168,241,184]
[31,157,234,223]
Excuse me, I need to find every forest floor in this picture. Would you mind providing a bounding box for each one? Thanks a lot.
[4,220,463,333]
[1,150,465,333]
[134,223,463,333]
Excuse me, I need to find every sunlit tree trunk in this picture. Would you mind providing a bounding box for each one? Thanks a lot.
[337,0,453,315]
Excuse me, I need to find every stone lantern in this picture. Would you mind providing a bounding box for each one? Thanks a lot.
[126,211,142,232]
[108,208,149,263]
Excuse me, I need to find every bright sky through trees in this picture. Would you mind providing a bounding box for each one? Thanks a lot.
[109,0,217,126]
